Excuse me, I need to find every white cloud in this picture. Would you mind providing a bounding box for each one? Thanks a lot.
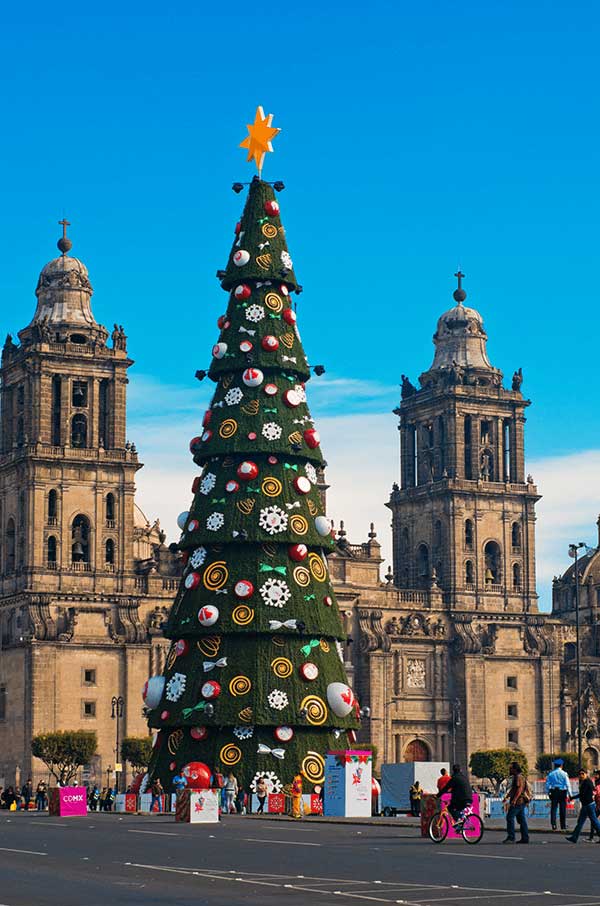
[130,373,600,614]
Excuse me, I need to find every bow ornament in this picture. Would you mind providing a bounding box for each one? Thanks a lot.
[203,657,228,672]
[268,313,282,320]
[215,588,228,595]
[286,501,300,510]
[256,280,272,288]
[259,563,287,576]
[182,701,211,719]
[269,619,298,630]
[283,462,298,472]
[263,407,278,414]
[257,743,285,759]
[301,639,321,656]
[282,355,297,363]
[212,401,225,409]
[211,498,226,504]
[238,326,256,336]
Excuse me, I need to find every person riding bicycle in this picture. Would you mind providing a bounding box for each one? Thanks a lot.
[436,764,472,827]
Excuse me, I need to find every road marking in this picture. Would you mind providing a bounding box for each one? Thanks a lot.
[437,851,524,861]
[422,895,544,903]
[127,830,180,837]
[0,847,47,856]
[244,837,321,846]
[30,822,68,827]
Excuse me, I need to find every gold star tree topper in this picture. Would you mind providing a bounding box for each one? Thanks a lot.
[239,106,280,176]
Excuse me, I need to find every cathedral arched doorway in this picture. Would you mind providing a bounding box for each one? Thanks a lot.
[404,739,431,762]
[584,747,599,770]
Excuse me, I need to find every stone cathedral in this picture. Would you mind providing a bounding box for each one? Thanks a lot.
[0,237,594,787]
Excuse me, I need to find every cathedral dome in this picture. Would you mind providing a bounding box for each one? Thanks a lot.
[428,276,495,373]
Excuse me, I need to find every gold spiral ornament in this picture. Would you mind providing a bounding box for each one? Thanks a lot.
[301,751,325,784]
[236,498,255,515]
[300,695,327,726]
[319,638,330,652]
[271,657,293,678]
[307,499,319,516]
[197,635,221,657]
[232,605,255,626]
[167,729,184,754]
[256,253,272,270]
[271,635,285,648]
[229,675,252,696]
[262,477,282,497]
[262,223,279,240]
[242,399,260,416]
[280,331,295,349]
[222,456,235,468]
[221,375,233,390]
[308,552,327,582]
[238,707,253,723]
[219,418,238,439]
[166,646,177,670]
[290,514,308,536]
[262,542,277,559]
[288,430,302,445]
[293,566,311,588]
[220,744,242,766]
[264,291,283,311]
[203,561,228,591]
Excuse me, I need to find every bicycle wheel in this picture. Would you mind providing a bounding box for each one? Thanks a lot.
[461,814,484,844]
[428,813,449,842]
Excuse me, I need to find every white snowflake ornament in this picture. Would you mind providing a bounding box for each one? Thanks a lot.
[305,463,318,485]
[268,689,289,710]
[259,505,288,535]
[294,384,307,403]
[281,250,293,271]
[224,387,243,406]
[206,512,225,532]
[199,472,217,495]
[233,726,255,741]
[262,422,282,442]
[190,546,208,569]
[165,672,187,702]
[245,304,265,324]
[259,578,291,608]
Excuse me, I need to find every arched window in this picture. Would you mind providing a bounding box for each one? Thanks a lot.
[484,541,502,585]
[511,522,521,550]
[512,562,521,590]
[464,519,474,548]
[465,560,474,586]
[417,544,430,581]
[105,538,115,565]
[48,490,58,524]
[438,416,446,475]
[71,414,87,448]
[71,515,91,563]
[5,518,15,574]
[47,535,57,567]
[106,493,115,524]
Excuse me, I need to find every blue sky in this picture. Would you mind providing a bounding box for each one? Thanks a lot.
[1,0,599,605]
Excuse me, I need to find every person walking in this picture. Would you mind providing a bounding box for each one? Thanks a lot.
[589,771,600,840]
[436,764,472,827]
[291,773,303,819]
[256,776,268,814]
[89,786,100,811]
[409,781,423,817]
[35,781,47,811]
[224,773,238,814]
[503,762,531,844]
[566,769,600,844]
[21,778,33,812]
[546,758,572,831]
[437,768,451,793]
[150,778,164,813]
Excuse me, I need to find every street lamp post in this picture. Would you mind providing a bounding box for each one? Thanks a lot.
[111,695,124,792]
[451,698,462,765]
[568,543,586,767]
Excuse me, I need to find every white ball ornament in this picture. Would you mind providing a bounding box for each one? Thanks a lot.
[142,676,165,709]
[233,250,250,266]
[283,389,302,408]
[212,342,228,359]
[326,682,355,718]
[294,476,312,495]
[242,368,264,388]
[177,511,190,530]
[197,605,219,627]
[315,515,331,537]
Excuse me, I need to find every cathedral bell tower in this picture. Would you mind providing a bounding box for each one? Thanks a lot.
[388,273,540,613]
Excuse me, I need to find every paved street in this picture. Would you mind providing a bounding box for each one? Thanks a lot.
[0,812,599,906]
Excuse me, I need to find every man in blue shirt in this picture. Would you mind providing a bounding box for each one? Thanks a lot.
[546,758,572,831]
[172,772,187,795]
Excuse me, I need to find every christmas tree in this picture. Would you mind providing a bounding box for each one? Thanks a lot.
[144,109,360,797]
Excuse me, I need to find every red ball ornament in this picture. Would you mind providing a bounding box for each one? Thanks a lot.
[264,199,280,216]
[235,284,252,301]
[217,314,229,330]
[280,284,289,296]
[182,762,212,789]
[247,431,257,441]
[187,519,199,532]
[191,476,201,493]
[201,680,221,700]
[189,436,202,454]
[237,461,259,481]
[300,662,319,682]
[282,308,297,326]
[225,479,240,493]
[212,342,227,359]
[175,639,190,657]
[261,335,279,351]
[348,729,358,745]
[161,710,170,720]
[264,383,278,396]
[323,595,333,607]
[304,429,320,449]
[283,389,302,408]
[201,429,213,443]
[274,726,294,743]
[288,543,308,562]
[294,476,312,495]
[234,579,254,599]
[202,410,212,428]
[235,221,241,236]
[169,761,176,771]
[242,367,264,388]
[239,340,254,353]
[268,455,278,465]
[185,572,201,590]
[190,726,209,741]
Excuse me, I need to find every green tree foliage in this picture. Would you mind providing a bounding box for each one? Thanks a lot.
[122,736,153,772]
[31,730,97,786]
[535,752,579,776]
[145,177,359,794]
[469,748,529,792]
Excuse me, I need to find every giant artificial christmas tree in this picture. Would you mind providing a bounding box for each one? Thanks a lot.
[144,109,360,796]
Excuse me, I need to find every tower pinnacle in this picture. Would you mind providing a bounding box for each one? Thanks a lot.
[57,218,72,256]
[453,269,467,304]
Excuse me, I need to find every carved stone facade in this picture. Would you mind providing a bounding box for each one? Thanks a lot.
[0,232,181,789]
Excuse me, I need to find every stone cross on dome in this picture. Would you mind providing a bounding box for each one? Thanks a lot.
[57,218,72,256]
[453,269,467,304]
